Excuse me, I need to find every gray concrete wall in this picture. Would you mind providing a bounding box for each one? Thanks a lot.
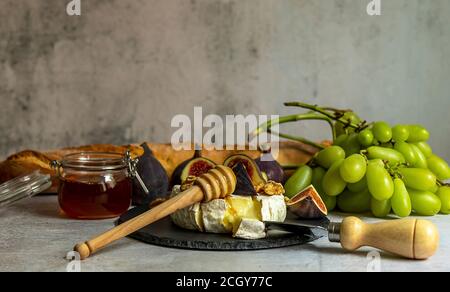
[1,0,449,160]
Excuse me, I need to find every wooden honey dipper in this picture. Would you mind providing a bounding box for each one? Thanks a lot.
[74,165,237,260]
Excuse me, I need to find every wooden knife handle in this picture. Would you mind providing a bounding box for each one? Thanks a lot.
[339,217,439,260]
[74,165,236,260]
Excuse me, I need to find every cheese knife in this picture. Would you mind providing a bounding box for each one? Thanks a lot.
[264,216,439,260]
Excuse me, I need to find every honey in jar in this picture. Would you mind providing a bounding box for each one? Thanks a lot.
[54,152,132,219]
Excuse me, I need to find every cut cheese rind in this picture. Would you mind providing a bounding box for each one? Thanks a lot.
[170,186,204,231]
[201,199,230,233]
[170,186,287,239]
[233,218,266,239]
[257,195,287,222]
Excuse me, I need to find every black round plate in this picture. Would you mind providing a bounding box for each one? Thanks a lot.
[118,205,319,251]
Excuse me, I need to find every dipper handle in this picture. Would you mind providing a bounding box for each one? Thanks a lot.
[74,165,236,260]
[338,217,439,260]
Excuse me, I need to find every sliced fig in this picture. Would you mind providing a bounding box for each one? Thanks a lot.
[255,145,285,183]
[171,149,202,186]
[180,157,216,183]
[232,162,257,196]
[132,143,170,206]
[224,154,266,186]
[287,185,328,219]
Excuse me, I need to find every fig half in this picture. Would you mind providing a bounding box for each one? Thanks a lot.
[171,149,201,186]
[287,185,328,219]
[180,157,216,183]
[224,154,266,186]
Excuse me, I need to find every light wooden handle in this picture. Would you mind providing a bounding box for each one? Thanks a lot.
[74,165,236,260]
[339,217,439,259]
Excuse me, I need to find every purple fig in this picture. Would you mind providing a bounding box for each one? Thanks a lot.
[224,154,266,186]
[132,143,169,206]
[287,185,328,219]
[255,146,285,183]
[180,157,216,182]
[170,150,202,187]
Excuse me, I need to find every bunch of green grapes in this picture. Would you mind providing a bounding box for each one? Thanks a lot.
[285,121,450,218]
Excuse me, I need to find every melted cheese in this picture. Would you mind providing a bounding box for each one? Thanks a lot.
[223,196,262,233]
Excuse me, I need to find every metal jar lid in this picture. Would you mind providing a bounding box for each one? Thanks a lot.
[0,171,52,208]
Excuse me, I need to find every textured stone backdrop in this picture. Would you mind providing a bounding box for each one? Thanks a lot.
[0,0,449,160]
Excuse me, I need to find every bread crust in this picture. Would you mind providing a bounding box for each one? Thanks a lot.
[0,142,317,193]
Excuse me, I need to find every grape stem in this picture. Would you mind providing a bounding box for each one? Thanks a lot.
[268,129,326,150]
[251,113,334,149]
[253,113,335,137]
[322,107,353,113]
[284,102,368,131]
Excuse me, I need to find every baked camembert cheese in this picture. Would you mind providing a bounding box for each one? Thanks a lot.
[170,185,287,239]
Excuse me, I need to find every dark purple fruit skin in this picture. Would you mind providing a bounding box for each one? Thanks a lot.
[170,150,201,187]
[288,197,326,219]
[232,162,257,196]
[132,143,169,206]
[255,152,285,183]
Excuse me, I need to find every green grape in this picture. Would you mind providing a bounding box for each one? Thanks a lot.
[358,129,374,147]
[379,142,394,149]
[398,168,436,191]
[366,146,405,166]
[334,134,348,147]
[312,167,326,187]
[369,158,385,167]
[413,142,433,158]
[430,184,439,194]
[373,121,392,143]
[394,142,417,165]
[339,154,367,183]
[427,154,450,180]
[348,177,368,193]
[335,112,361,136]
[321,193,337,212]
[392,125,410,142]
[410,144,428,169]
[322,159,347,197]
[408,188,441,216]
[407,125,430,143]
[311,167,336,211]
[366,160,394,201]
[315,146,346,169]
[371,198,392,218]
[437,186,450,214]
[391,178,412,217]
[284,165,313,198]
[341,133,361,156]
[337,189,371,213]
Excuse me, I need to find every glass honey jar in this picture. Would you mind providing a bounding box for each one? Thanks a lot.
[52,152,136,220]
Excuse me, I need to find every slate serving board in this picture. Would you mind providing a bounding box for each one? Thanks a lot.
[118,206,320,251]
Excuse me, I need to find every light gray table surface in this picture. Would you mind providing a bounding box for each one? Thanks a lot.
[0,196,449,272]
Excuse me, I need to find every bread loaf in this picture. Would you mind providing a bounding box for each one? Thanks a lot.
[0,142,316,193]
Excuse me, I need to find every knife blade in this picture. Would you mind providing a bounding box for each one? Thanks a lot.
[264,217,341,243]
